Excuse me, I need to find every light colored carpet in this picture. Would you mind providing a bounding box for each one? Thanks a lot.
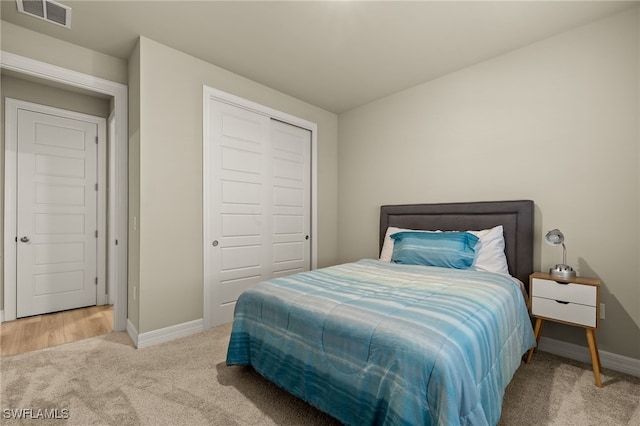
[1,323,638,425]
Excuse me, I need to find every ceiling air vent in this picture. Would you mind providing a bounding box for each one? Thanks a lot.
[16,0,71,29]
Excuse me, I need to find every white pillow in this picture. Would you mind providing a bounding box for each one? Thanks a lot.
[380,226,403,262]
[379,225,509,276]
[468,225,509,276]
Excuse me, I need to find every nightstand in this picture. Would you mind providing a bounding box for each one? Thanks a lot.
[525,272,602,387]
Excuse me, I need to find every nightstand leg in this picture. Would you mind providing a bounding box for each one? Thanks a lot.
[592,333,602,370]
[526,318,544,363]
[585,329,602,387]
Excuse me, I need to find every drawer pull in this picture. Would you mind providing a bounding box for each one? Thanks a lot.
[554,281,569,285]
[555,300,569,304]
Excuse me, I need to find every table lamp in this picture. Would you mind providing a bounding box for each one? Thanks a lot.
[545,229,576,278]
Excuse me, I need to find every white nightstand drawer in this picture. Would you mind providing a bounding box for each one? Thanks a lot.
[531,296,596,327]
[531,278,596,307]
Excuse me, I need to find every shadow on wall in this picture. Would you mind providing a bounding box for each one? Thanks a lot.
[577,257,640,358]
[532,204,544,272]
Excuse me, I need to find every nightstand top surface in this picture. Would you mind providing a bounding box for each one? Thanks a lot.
[530,271,600,286]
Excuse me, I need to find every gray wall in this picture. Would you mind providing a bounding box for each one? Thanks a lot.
[127,41,141,330]
[338,8,640,360]
[133,37,338,333]
[1,21,128,84]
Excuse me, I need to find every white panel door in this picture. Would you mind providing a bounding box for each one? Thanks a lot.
[271,120,311,277]
[209,101,271,325]
[17,109,98,317]
[207,100,311,326]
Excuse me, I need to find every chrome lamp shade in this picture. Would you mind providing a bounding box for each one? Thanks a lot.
[545,229,576,278]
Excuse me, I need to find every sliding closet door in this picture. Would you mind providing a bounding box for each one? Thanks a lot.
[206,99,311,326]
[271,120,311,278]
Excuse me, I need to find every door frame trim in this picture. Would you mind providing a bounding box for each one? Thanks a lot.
[6,98,107,314]
[202,85,318,330]
[1,52,128,331]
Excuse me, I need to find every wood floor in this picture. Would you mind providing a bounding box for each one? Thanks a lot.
[0,305,113,357]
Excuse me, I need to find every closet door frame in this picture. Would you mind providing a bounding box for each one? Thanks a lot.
[202,86,318,330]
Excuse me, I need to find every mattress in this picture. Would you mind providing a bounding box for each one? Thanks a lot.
[226,259,535,425]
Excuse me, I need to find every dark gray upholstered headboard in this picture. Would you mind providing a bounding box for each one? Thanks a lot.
[380,200,534,290]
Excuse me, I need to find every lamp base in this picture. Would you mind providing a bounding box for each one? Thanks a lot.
[549,264,577,279]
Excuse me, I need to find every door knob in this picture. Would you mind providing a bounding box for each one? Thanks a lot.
[20,236,30,243]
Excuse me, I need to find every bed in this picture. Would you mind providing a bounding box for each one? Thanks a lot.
[226,200,536,425]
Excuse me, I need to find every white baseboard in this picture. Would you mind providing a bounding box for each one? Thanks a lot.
[126,319,139,347]
[538,336,640,378]
[135,318,204,349]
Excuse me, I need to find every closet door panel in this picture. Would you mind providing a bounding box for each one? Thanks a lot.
[271,120,311,276]
[208,101,271,324]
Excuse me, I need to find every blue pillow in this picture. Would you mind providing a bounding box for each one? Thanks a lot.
[390,231,479,269]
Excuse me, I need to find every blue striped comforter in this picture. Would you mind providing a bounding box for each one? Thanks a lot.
[226,259,535,425]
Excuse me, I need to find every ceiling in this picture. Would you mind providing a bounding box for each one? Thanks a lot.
[1,1,638,113]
